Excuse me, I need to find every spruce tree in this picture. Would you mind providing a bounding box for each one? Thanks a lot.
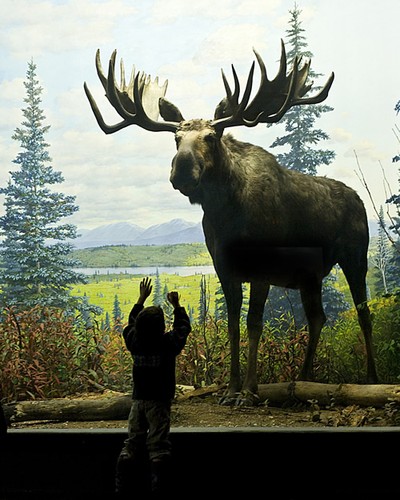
[372,206,390,294]
[385,99,400,288]
[112,294,123,333]
[104,311,111,332]
[387,99,400,238]
[152,268,163,306]
[198,274,209,325]
[264,3,342,323]
[0,60,86,311]
[214,283,227,322]
[269,3,335,174]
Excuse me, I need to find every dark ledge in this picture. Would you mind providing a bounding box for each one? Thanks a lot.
[1,426,399,499]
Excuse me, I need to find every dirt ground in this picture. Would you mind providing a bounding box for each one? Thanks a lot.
[9,387,400,430]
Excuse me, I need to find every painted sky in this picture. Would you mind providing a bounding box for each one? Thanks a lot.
[0,0,399,230]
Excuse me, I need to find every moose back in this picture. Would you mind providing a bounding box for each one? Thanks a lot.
[84,41,378,405]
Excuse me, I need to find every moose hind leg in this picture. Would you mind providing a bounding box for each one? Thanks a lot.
[341,263,378,383]
[299,286,326,381]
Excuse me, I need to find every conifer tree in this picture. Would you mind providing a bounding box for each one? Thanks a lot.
[214,282,227,322]
[385,100,400,288]
[387,100,400,239]
[152,268,163,306]
[104,311,111,332]
[198,274,210,325]
[264,3,342,322]
[269,3,335,175]
[112,294,123,333]
[373,206,390,294]
[0,60,86,311]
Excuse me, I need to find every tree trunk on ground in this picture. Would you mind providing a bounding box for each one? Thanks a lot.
[4,383,400,424]
[258,382,400,407]
[4,392,132,424]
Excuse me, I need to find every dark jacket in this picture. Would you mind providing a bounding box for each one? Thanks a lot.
[123,304,191,401]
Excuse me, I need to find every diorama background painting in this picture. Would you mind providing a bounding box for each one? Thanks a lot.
[0,0,399,233]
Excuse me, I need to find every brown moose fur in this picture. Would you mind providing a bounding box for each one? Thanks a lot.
[169,121,378,404]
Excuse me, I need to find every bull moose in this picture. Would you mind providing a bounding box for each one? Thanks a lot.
[84,41,378,405]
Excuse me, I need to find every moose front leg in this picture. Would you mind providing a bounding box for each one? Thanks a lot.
[219,281,243,406]
[299,285,326,381]
[239,281,270,406]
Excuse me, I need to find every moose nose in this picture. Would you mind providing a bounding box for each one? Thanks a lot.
[170,150,196,191]
[169,171,192,195]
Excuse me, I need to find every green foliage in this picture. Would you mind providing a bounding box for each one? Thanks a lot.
[72,243,212,268]
[0,305,133,402]
[369,294,400,383]
[0,306,98,401]
[317,294,400,383]
[2,281,400,404]
[176,317,230,387]
[257,317,309,383]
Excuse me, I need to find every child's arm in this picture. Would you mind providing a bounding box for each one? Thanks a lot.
[166,291,191,353]
[123,277,153,349]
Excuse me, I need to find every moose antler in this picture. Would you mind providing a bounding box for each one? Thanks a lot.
[84,49,180,134]
[212,39,334,132]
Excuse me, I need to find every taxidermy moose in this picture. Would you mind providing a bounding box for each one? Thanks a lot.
[84,41,378,405]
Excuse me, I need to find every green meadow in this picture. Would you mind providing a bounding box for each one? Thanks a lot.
[71,272,221,324]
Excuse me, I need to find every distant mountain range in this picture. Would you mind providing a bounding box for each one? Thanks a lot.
[72,219,205,249]
[71,218,382,250]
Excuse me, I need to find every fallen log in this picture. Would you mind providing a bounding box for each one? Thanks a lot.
[4,383,400,424]
[4,392,132,424]
[258,382,400,407]
[177,383,226,401]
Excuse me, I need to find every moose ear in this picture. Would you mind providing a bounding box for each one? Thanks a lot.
[159,97,184,122]
[214,97,232,120]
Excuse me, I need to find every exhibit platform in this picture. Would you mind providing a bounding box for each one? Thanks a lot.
[1,426,399,499]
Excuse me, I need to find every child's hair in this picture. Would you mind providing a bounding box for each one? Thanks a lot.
[135,306,165,337]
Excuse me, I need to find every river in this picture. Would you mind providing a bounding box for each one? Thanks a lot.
[74,265,216,276]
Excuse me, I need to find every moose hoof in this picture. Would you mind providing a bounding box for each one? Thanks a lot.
[218,392,241,406]
[235,390,260,407]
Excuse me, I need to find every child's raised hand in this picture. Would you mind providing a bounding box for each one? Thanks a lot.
[167,291,180,308]
[138,277,152,304]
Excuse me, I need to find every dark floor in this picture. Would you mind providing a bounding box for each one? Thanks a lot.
[1,426,399,499]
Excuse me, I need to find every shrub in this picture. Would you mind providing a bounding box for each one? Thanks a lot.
[2,294,400,403]
[0,306,86,401]
[317,293,400,384]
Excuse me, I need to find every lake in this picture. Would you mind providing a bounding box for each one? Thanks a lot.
[75,265,216,276]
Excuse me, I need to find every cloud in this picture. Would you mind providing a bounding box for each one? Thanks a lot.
[150,0,282,24]
[0,0,137,59]
[193,24,270,67]
[331,127,353,143]
[344,140,386,162]
[1,0,398,230]
[0,77,25,101]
